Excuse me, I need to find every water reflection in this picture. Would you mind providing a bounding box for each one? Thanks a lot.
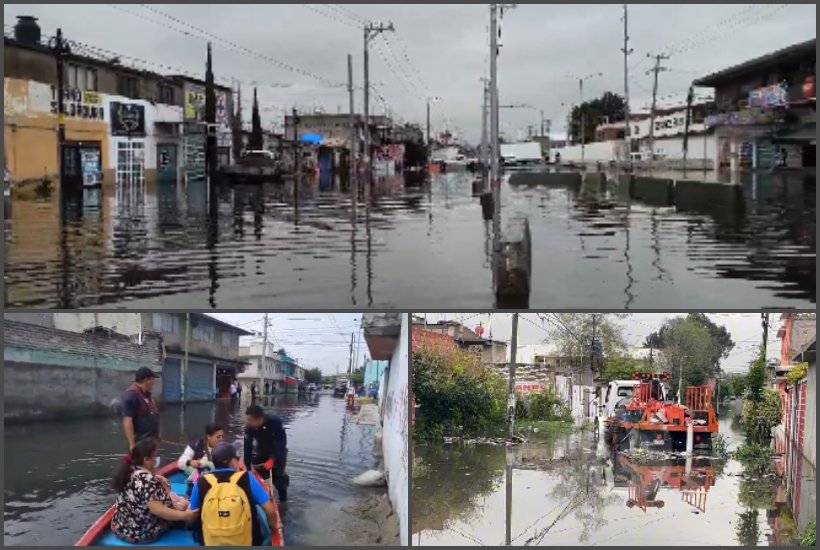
[413,407,793,546]
[5,171,815,309]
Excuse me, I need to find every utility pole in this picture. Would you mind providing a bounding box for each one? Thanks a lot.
[646,53,670,170]
[260,313,269,396]
[589,314,598,383]
[489,4,500,186]
[426,98,432,149]
[52,28,70,191]
[508,313,519,438]
[292,107,301,182]
[480,78,490,171]
[363,21,395,185]
[683,86,694,174]
[182,313,191,405]
[761,313,770,358]
[621,4,634,165]
[347,54,357,184]
[348,333,355,378]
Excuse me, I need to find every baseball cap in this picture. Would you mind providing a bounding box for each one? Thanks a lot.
[212,442,239,467]
[135,367,161,382]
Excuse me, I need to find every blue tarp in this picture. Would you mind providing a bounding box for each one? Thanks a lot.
[300,133,325,145]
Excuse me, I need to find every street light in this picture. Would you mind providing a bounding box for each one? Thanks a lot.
[426,96,441,148]
[567,72,603,166]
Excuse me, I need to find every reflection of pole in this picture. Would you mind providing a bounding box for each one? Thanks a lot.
[182,313,190,405]
[508,313,519,438]
[505,449,513,546]
[347,54,357,185]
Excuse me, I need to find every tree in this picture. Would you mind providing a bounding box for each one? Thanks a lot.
[547,314,629,379]
[250,87,263,150]
[569,91,626,145]
[603,356,652,381]
[305,368,323,385]
[646,314,735,400]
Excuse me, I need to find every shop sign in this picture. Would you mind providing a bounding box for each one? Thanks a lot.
[50,87,105,120]
[110,102,146,137]
[706,108,785,128]
[185,84,229,126]
[748,83,788,108]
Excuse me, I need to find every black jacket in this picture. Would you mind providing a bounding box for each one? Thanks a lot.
[244,415,287,468]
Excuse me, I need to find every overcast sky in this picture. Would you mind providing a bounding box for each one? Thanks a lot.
[5,4,815,141]
[207,313,369,376]
[418,313,795,373]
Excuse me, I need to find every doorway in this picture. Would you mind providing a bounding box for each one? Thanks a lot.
[157,143,178,184]
[61,142,102,191]
[803,144,816,167]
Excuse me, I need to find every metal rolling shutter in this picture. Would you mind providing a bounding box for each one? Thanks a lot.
[163,359,181,403]
[186,360,213,402]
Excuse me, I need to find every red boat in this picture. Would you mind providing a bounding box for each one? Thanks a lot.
[75,463,284,546]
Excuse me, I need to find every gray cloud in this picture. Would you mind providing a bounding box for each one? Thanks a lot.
[5,3,816,141]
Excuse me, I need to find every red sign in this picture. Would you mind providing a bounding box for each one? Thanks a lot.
[516,382,545,394]
[803,76,816,101]
[475,325,485,337]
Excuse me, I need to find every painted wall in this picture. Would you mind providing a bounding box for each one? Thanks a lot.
[555,135,717,164]
[804,362,815,469]
[4,78,109,183]
[380,316,409,546]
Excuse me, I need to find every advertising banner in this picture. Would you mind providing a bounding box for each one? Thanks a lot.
[110,102,146,137]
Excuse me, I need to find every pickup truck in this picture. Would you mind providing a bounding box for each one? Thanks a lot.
[333,379,349,398]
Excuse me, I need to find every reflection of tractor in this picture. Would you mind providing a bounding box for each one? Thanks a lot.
[619,455,716,513]
[606,373,718,453]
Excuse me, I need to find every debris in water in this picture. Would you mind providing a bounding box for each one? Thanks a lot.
[352,470,386,487]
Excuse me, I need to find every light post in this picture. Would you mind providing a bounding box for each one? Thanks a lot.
[426,96,441,151]
[567,72,603,166]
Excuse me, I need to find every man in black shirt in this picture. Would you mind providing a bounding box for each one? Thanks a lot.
[244,405,289,503]
[122,367,161,451]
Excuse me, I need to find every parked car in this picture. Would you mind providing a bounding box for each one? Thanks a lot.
[333,378,349,398]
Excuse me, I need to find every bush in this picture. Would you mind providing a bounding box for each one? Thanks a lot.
[802,522,816,547]
[413,348,507,439]
[787,363,809,387]
[742,389,782,445]
[525,389,572,423]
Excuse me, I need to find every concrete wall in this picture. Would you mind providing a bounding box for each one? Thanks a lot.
[53,312,144,336]
[804,362,816,469]
[381,316,409,546]
[4,347,163,422]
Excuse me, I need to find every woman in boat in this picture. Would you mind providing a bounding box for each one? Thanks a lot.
[111,438,195,545]
[177,423,225,496]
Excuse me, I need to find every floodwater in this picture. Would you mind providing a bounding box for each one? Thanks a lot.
[3,170,815,309]
[412,406,800,546]
[3,393,381,546]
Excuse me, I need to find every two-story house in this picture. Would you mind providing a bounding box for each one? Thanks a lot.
[412,319,508,367]
[51,312,251,403]
[238,340,283,395]
[4,16,233,189]
[693,38,815,171]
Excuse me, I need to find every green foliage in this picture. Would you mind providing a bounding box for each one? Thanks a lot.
[742,389,782,445]
[802,522,816,547]
[786,363,809,387]
[736,509,760,546]
[569,92,626,145]
[735,443,775,476]
[746,355,768,402]
[350,368,365,386]
[738,476,779,510]
[603,356,652,381]
[413,348,508,439]
[516,389,572,423]
[711,433,731,460]
[647,314,736,397]
[548,314,630,378]
[304,368,323,385]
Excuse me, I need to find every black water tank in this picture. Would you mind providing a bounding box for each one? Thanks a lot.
[14,16,41,45]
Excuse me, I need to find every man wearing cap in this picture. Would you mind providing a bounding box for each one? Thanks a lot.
[122,367,162,451]
[189,442,282,546]
[244,405,289,503]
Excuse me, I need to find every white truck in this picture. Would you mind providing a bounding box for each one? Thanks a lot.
[595,378,670,441]
[500,142,543,168]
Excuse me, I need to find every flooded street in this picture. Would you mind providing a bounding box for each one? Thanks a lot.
[3,393,382,546]
[4,171,815,309]
[412,406,800,546]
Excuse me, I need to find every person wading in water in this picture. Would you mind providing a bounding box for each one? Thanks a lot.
[122,367,161,451]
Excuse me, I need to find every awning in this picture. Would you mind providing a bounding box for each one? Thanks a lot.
[284,376,298,385]
[300,133,325,145]
[772,124,816,145]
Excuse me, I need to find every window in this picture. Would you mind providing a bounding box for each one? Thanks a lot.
[153,313,179,334]
[116,141,145,185]
[64,64,98,91]
[158,83,175,105]
[117,75,139,99]
[194,324,215,343]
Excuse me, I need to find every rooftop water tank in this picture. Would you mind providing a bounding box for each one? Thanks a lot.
[14,16,41,45]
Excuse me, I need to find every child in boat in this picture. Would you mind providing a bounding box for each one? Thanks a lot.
[111,438,196,545]
[177,423,225,496]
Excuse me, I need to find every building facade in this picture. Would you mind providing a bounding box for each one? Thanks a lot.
[412,319,508,367]
[236,341,302,395]
[50,312,251,403]
[4,17,233,189]
[694,39,816,171]
[4,318,164,422]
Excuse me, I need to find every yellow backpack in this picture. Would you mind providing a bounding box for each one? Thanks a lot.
[201,472,253,546]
